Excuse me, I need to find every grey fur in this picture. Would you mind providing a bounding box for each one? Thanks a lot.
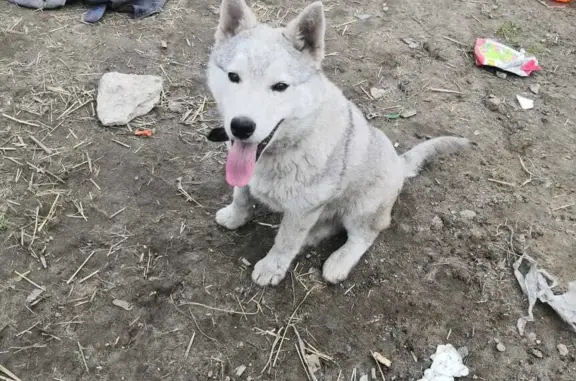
[208,0,470,286]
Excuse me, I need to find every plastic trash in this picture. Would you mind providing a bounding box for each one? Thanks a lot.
[474,39,541,77]
[418,344,469,381]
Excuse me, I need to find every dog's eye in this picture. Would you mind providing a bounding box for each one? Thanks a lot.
[271,82,289,92]
[228,72,241,83]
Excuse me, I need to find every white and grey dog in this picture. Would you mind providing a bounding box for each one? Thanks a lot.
[207,0,469,286]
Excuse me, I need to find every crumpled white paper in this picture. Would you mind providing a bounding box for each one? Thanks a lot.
[418,344,469,381]
[514,255,576,334]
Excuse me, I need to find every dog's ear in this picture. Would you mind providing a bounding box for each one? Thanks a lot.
[215,0,258,44]
[284,2,326,66]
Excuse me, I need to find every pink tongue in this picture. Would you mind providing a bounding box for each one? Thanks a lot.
[226,141,258,187]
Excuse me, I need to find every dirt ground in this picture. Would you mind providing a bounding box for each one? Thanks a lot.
[1,0,575,380]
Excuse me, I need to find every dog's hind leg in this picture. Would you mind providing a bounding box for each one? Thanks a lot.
[216,186,254,230]
[322,204,392,284]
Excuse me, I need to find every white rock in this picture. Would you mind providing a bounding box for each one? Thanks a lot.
[97,72,163,126]
[557,344,569,357]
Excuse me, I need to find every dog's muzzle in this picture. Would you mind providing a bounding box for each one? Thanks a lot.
[206,119,284,160]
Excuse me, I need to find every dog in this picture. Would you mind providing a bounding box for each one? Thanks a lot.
[207,0,470,287]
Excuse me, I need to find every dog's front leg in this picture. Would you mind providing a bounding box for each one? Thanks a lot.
[252,209,322,286]
[216,186,254,229]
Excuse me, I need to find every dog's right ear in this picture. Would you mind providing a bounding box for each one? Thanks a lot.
[215,0,258,44]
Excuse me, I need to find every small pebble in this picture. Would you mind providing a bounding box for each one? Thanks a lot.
[112,299,133,311]
[557,344,569,357]
[401,109,417,118]
[496,342,506,352]
[402,38,419,49]
[530,83,541,94]
[496,71,507,79]
[460,209,477,219]
[531,348,544,358]
[234,365,247,377]
[370,87,387,99]
[240,257,251,266]
[485,95,505,113]
[430,215,444,230]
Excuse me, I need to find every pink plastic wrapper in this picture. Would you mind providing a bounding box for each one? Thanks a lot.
[474,38,542,77]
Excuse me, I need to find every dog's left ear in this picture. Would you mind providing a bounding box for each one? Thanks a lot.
[215,0,258,44]
[207,127,230,142]
[284,2,326,66]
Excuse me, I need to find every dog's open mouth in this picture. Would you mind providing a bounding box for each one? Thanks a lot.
[213,119,283,188]
[206,119,283,160]
[254,119,283,160]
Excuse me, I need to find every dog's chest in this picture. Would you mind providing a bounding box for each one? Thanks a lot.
[249,172,307,212]
[249,154,341,212]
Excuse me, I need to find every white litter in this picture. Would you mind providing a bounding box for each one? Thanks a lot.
[418,344,469,381]
[516,95,534,110]
[513,255,576,334]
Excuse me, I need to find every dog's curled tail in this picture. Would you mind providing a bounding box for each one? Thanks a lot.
[401,136,470,179]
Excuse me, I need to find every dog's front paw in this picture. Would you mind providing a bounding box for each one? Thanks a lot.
[322,253,354,284]
[215,205,250,230]
[252,256,288,286]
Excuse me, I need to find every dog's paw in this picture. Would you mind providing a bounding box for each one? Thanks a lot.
[252,256,288,286]
[215,205,250,230]
[322,254,353,284]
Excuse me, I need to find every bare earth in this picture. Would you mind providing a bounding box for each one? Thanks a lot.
[1,0,575,380]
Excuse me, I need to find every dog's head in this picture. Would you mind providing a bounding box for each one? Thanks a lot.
[207,0,327,148]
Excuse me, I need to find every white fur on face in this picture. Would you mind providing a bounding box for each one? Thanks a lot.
[208,1,327,144]
[208,26,323,143]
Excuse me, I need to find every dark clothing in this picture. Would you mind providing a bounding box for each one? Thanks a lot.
[8,0,166,23]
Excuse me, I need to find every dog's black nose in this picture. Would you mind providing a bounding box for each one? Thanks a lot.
[230,117,255,140]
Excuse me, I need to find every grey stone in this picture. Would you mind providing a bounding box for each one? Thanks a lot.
[97,72,163,126]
